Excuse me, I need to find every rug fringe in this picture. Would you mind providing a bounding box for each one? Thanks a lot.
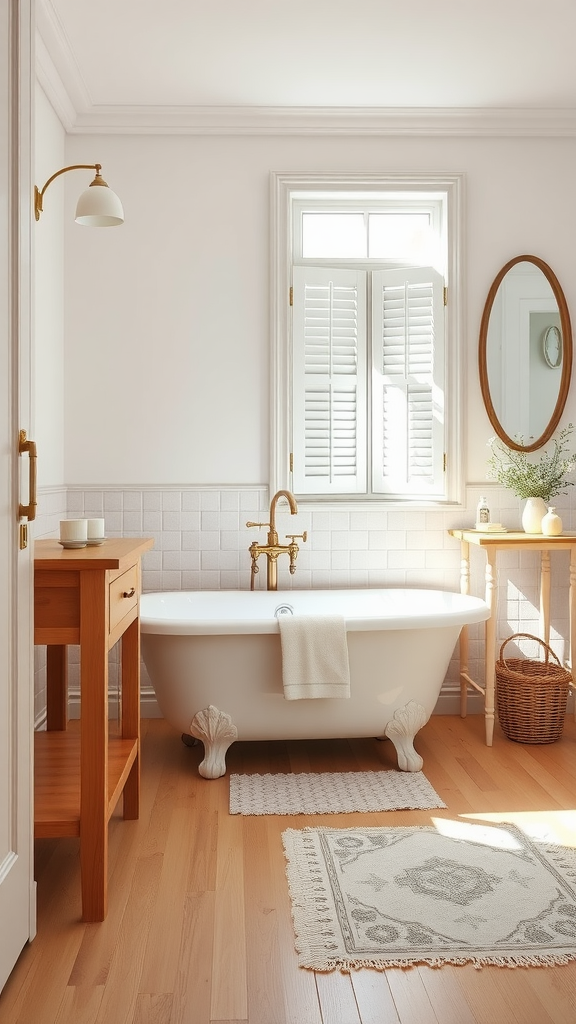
[297,951,576,972]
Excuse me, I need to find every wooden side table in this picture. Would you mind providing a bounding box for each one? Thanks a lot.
[448,529,576,746]
[34,537,153,921]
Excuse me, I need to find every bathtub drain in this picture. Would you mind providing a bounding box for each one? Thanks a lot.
[274,603,294,617]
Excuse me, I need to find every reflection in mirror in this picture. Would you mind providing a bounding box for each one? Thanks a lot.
[479,255,573,452]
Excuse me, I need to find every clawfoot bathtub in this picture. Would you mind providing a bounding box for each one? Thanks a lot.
[140,588,489,778]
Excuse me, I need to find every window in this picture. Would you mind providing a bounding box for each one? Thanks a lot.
[271,173,464,504]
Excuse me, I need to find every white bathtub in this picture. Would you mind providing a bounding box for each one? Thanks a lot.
[140,589,489,778]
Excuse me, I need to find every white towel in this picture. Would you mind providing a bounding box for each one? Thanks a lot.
[278,615,350,700]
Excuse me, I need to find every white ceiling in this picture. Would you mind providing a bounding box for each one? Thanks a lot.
[37,0,576,135]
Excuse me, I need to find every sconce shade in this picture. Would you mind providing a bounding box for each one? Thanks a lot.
[34,163,124,226]
[75,179,124,227]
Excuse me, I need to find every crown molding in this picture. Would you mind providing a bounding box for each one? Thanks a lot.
[66,104,576,137]
[35,29,76,130]
[36,5,576,137]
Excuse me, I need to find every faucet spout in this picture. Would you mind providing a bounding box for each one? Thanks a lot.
[246,489,305,590]
[269,489,298,540]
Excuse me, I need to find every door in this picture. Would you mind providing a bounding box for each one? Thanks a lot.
[0,0,35,992]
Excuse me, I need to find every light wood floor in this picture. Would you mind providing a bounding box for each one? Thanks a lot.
[2,713,576,1024]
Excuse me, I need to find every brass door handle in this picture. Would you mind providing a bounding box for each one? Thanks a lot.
[18,429,37,521]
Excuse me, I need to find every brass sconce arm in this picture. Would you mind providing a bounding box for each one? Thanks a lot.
[34,164,102,221]
[34,163,124,226]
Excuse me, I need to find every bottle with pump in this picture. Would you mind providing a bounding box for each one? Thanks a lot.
[475,496,490,530]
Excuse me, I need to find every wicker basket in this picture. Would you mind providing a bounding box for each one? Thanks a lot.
[496,633,572,744]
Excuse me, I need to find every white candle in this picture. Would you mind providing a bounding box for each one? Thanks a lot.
[87,518,105,540]
[59,519,88,543]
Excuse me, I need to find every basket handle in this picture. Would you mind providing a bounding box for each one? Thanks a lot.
[498,632,562,669]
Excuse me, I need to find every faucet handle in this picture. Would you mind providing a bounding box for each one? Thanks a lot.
[286,532,307,543]
[246,521,270,529]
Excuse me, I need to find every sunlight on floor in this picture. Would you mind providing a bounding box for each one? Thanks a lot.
[430,817,525,849]
[456,809,576,847]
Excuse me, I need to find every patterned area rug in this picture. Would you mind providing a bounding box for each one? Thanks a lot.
[229,771,446,815]
[282,822,576,970]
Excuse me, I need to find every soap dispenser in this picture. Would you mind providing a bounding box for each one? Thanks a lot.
[475,496,490,530]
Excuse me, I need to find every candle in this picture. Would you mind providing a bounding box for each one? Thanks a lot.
[87,518,105,544]
[59,519,88,545]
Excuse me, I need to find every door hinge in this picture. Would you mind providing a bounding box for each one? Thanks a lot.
[289,286,293,306]
[443,452,447,472]
[443,286,448,306]
[289,452,294,473]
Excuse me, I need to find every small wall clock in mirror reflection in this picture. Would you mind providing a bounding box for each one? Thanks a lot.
[543,324,562,369]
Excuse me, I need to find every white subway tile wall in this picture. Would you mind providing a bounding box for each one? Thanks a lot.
[31,484,575,722]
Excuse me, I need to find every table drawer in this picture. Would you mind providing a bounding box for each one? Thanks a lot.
[109,564,139,634]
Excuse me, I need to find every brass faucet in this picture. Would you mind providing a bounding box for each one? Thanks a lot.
[246,489,307,590]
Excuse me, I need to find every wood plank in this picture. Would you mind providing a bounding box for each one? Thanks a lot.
[243,816,288,1024]
[166,892,215,1024]
[315,971,361,1024]
[350,971,401,1024]
[417,966,479,1024]
[265,816,323,1024]
[210,802,248,1021]
[385,968,440,1024]
[6,717,576,1024]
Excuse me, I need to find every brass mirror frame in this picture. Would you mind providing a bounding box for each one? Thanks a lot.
[479,254,573,453]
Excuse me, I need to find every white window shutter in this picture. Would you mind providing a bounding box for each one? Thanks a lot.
[371,267,445,497]
[292,266,367,494]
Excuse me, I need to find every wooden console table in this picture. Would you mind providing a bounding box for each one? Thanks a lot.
[34,537,153,921]
[448,530,576,747]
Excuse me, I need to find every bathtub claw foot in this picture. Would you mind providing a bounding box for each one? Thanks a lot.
[384,700,428,772]
[189,705,238,779]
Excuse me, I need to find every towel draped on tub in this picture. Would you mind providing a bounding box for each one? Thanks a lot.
[278,615,351,699]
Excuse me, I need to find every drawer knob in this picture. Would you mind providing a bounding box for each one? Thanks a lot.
[123,587,136,598]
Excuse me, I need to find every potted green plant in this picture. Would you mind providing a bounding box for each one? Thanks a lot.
[486,424,576,533]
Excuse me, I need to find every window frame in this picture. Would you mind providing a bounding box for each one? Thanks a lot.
[270,171,465,507]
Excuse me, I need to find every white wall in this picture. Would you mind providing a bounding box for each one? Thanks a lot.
[34,83,65,487]
[32,120,576,711]
[58,132,576,488]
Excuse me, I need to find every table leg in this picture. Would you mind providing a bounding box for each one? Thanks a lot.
[459,540,470,717]
[46,645,68,731]
[540,550,551,646]
[484,549,497,746]
[565,548,569,724]
[120,616,140,820]
[79,570,108,922]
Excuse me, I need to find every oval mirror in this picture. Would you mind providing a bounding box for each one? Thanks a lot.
[479,255,573,452]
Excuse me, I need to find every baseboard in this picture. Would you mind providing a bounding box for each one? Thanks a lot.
[66,687,163,720]
[139,689,488,720]
[59,687,576,722]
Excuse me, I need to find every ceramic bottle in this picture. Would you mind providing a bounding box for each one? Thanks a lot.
[521,497,548,534]
[541,506,563,537]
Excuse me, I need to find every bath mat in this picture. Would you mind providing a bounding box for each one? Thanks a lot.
[282,822,576,971]
[229,770,446,815]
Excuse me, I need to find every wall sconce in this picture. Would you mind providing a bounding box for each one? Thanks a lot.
[34,163,124,226]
